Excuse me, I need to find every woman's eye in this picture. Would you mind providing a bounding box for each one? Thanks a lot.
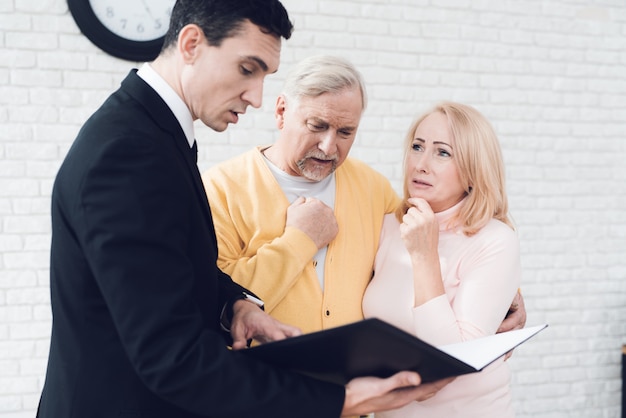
[240,66,253,75]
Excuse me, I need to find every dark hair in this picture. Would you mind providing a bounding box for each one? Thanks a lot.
[161,0,293,51]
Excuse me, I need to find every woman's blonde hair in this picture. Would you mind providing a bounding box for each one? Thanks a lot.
[396,101,513,235]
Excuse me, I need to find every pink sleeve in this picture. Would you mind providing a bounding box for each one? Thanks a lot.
[411,222,521,346]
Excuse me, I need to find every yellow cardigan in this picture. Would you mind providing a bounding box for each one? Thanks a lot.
[203,146,400,334]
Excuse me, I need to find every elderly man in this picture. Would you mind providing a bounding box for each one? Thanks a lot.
[202,55,526,334]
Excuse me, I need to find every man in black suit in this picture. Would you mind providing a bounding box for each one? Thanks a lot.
[36,1,448,417]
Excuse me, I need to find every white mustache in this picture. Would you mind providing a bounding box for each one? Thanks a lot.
[304,152,338,162]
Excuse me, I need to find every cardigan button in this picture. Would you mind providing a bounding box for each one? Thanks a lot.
[325,310,330,316]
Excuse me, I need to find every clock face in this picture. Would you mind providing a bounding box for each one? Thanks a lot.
[68,0,176,61]
[89,0,174,42]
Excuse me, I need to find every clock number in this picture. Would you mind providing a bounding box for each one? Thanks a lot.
[68,0,174,61]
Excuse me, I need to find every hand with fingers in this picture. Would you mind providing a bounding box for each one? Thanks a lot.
[286,196,338,249]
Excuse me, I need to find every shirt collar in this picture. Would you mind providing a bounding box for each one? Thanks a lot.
[137,63,195,148]
[435,197,466,232]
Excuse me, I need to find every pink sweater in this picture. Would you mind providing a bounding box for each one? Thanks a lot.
[363,200,521,417]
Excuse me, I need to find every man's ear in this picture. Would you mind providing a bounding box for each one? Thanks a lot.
[275,95,287,129]
[178,24,204,63]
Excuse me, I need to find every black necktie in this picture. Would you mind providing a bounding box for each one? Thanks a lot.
[191,140,198,163]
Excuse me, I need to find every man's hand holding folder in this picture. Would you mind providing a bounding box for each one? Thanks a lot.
[342,372,454,417]
[230,302,453,416]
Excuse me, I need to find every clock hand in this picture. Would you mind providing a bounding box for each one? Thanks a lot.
[141,0,157,21]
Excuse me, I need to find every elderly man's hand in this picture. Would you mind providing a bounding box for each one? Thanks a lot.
[287,196,338,249]
[497,290,527,360]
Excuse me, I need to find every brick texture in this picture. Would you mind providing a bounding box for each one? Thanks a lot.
[1,0,625,416]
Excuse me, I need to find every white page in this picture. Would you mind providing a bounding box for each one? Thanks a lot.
[437,324,548,370]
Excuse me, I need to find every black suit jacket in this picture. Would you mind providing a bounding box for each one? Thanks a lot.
[37,71,344,418]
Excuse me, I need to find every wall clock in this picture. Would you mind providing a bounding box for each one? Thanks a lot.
[67,0,176,62]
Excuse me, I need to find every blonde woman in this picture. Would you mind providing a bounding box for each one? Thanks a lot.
[363,102,521,417]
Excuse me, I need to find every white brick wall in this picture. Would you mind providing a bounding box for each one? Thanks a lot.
[1,0,625,416]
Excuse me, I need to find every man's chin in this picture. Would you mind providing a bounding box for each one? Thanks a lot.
[301,166,335,182]
[205,120,229,133]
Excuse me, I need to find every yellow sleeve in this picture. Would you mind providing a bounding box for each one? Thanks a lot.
[201,149,319,314]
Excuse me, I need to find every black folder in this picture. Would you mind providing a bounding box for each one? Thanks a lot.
[244,318,547,385]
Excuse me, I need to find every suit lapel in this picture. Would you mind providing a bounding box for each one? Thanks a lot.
[120,71,215,229]
[181,140,216,228]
